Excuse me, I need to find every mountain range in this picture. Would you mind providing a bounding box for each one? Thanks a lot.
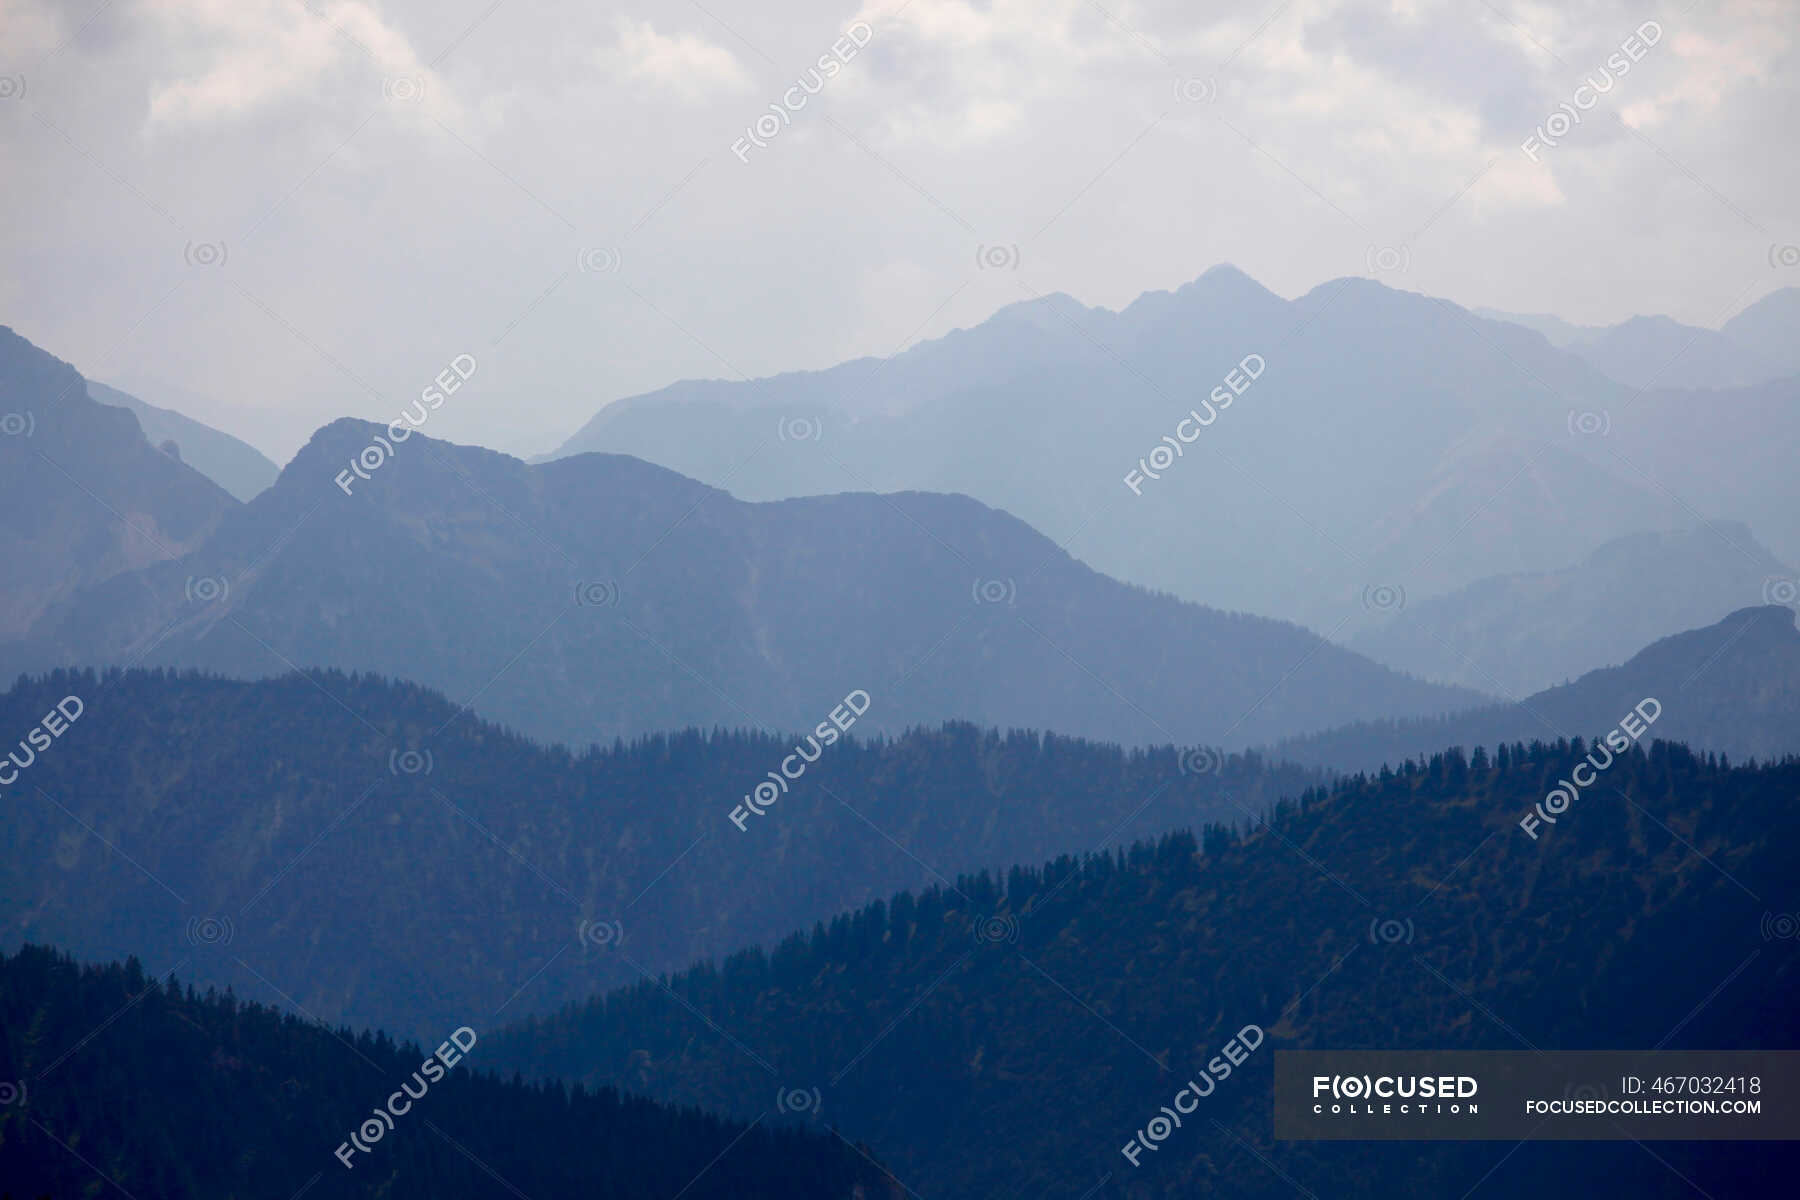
[487,741,1800,1199]
[1348,521,1797,696]
[544,269,1800,636]
[87,378,281,501]
[1279,604,1800,770]
[1,319,1488,750]
[0,327,237,636]
[0,667,1318,1037]
[1479,286,1800,386]
[0,944,896,1199]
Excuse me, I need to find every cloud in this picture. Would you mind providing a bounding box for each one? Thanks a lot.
[6,0,1797,462]
[605,18,752,104]
[143,0,447,129]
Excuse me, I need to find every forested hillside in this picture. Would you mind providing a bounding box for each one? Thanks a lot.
[490,741,1800,1199]
[0,667,1316,1037]
[0,945,896,1200]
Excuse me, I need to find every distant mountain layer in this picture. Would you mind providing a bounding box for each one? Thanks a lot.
[1350,522,1796,696]
[1480,287,1800,386]
[488,742,1800,1199]
[0,945,895,1200]
[1722,286,1800,373]
[0,667,1318,1036]
[1283,605,1800,770]
[0,326,236,635]
[2,408,1482,750]
[88,378,280,501]
[545,269,1800,631]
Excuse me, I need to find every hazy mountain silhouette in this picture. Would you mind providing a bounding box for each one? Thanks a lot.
[1481,292,1800,387]
[88,378,280,501]
[1280,605,1800,770]
[1350,521,1796,695]
[1562,314,1781,390]
[544,268,1793,631]
[1721,285,1800,374]
[4,415,1481,749]
[0,327,237,635]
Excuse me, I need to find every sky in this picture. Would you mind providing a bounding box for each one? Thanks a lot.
[3,0,1796,462]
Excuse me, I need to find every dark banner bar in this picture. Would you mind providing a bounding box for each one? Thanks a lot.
[1275,1051,1800,1140]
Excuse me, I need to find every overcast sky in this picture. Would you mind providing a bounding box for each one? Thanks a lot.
[4,0,1795,461]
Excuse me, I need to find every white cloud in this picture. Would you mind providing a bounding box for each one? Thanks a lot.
[143,0,448,129]
[605,18,752,103]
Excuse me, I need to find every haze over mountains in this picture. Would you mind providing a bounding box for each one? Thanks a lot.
[15,0,1800,1192]
[1350,521,1797,696]
[6,274,1799,1199]
[0,328,237,636]
[545,268,1800,638]
[1480,286,1800,386]
[1279,605,1800,771]
[2,324,1487,749]
[87,378,281,501]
